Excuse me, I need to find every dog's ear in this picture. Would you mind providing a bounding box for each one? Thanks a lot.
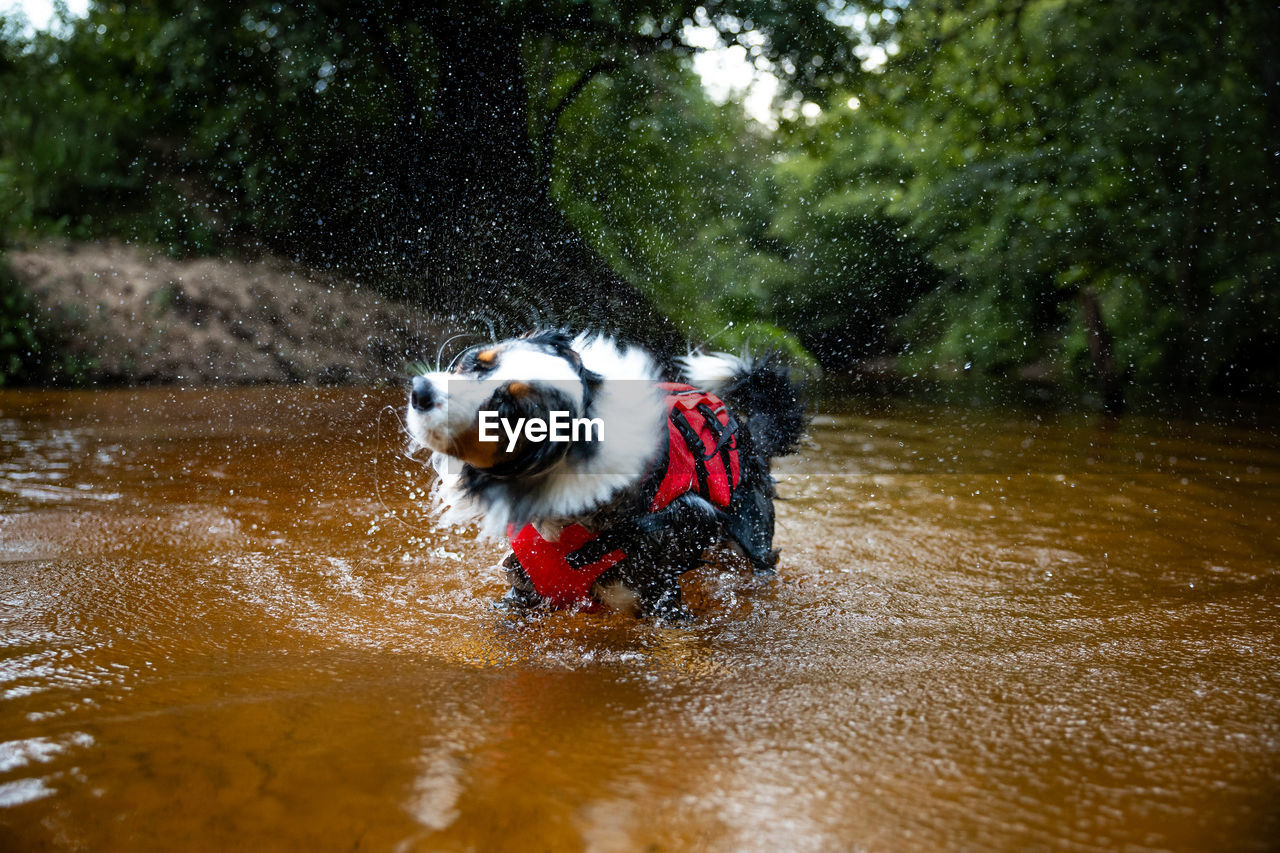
[521,329,605,394]
[520,329,574,351]
[493,381,544,423]
[486,381,572,477]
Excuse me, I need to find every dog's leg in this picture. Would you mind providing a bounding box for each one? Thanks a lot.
[725,481,780,577]
[638,579,694,622]
[592,576,643,617]
[592,553,694,621]
[493,551,543,610]
[629,495,721,621]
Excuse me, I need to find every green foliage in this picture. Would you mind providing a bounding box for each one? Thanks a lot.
[0,0,851,369]
[1,2,384,257]
[792,0,1279,393]
[0,259,38,384]
[2,0,1275,398]
[762,117,943,365]
[0,0,865,256]
[0,256,92,386]
[547,51,800,350]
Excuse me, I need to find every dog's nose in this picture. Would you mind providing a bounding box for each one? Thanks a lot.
[410,376,436,411]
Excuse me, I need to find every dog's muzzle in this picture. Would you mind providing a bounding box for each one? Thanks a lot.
[410,376,436,412]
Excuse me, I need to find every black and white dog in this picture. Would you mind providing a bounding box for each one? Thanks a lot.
[406,330,805,618]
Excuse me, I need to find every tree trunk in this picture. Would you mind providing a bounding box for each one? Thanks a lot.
[1079,287,1124,415]
[1170,144,1208,389]
[370,13,678,357]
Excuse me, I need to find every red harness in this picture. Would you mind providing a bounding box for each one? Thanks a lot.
[508,383,740,609]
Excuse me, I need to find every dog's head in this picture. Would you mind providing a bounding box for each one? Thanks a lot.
[407,330,603,479]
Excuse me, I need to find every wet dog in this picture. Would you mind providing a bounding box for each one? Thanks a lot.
[406,330,805,618]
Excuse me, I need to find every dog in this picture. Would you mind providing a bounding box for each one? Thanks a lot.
[405,330,805,619]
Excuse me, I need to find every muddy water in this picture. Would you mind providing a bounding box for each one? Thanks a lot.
[1,387,1277,851]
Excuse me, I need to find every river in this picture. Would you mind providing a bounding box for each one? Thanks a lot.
[1,386,1277,850]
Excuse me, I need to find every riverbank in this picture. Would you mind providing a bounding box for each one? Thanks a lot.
[4,241,448,386]
[5,242,1275,419]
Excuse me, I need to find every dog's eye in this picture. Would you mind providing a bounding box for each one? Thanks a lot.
[475,349,499,369]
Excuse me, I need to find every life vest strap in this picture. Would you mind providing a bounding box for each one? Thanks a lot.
[669,408,711,499]
[509,383,741,609]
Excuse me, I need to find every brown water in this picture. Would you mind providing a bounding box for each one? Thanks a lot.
[1,387,1277,851]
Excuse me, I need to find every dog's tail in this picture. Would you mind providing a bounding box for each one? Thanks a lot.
[677,350,806,460]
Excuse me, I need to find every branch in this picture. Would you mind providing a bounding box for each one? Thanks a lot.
[522,13,697,58]
[539,59,619,184]
[528,12,704,187]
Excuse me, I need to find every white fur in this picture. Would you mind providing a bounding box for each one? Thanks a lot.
[677,351,747,396]
[407,346,585,456]
[594,578,642,616]
[418,334,666,540]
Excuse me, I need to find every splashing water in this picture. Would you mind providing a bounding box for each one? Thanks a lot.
[1,387,1277,850]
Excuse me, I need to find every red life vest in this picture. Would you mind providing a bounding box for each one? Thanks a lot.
[508,383,740,609]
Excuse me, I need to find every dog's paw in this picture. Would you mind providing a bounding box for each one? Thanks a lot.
[492,584,543,612]
[641,585,695,623]
[751,548,781,578]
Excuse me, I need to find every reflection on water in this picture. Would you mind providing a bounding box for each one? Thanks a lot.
[1,387,1277,850]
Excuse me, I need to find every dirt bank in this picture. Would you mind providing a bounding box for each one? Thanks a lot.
[6,242,448,386]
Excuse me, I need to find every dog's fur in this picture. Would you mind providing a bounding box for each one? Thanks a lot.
[406,330,805,618]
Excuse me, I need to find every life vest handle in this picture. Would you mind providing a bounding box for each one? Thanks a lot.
[669,409,711,498]
[693,402,738,462]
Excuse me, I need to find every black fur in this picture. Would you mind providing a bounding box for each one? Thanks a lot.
[500,351,806,619]
[712,351,805,458]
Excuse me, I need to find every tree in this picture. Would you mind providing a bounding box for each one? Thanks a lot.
[1,0,869,355]
[763,116,943,367]
[777,0,1278,397]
